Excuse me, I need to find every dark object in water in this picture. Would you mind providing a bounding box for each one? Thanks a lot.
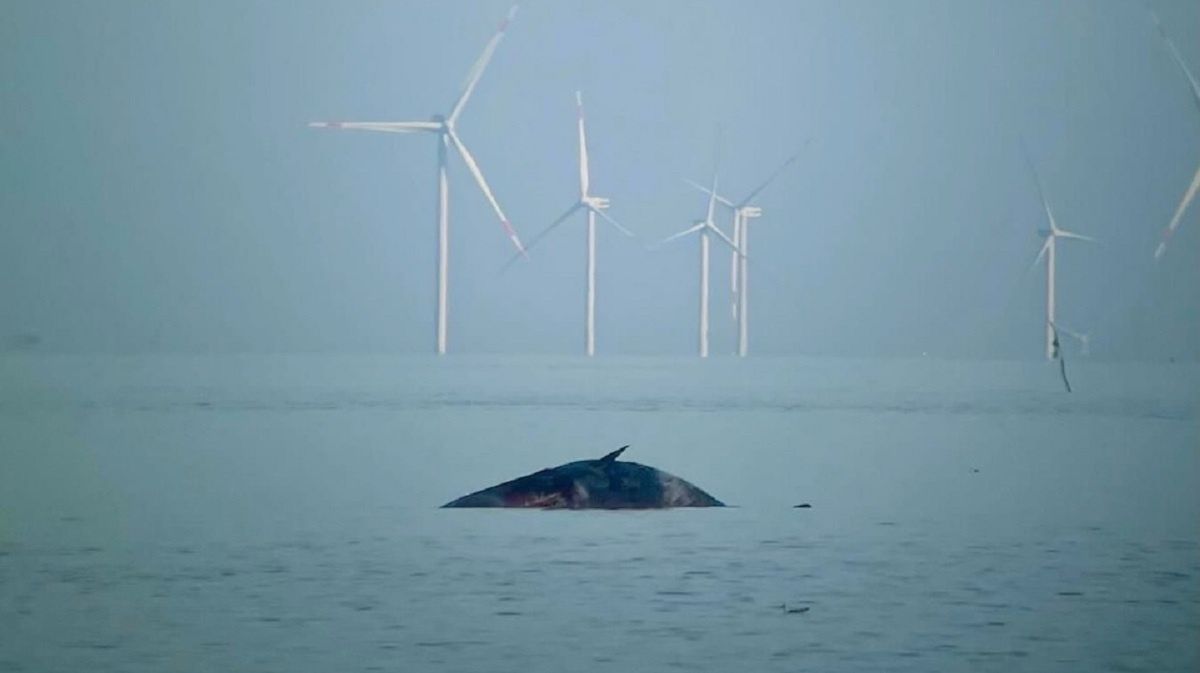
[1,333,40,352]
[780,604,810,614]
[1050,322,1072,393]
[793,503,812,509]
[441,446,724,509]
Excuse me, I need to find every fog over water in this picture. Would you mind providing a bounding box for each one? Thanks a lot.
[2,0,1198,358]
[2,355,1198,671]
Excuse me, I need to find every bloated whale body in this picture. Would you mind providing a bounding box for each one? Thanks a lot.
[442,446,724,509]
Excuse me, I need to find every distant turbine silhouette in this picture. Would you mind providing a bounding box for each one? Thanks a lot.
[503,92,633,356]
[658,168,742,358]
[1022,149,1095,360]
[310,6,525,354]
[685,147,804,356]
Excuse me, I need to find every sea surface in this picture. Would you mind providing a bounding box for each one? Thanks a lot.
[1,354,1197,672]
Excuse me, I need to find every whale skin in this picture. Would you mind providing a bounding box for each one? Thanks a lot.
[441,446,724,509]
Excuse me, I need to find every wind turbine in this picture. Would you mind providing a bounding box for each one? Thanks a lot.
[309,6,525,355]
[1024,154,1096,360]
[503,92,632,356]
[658,171,742,358]
[685,150,803,356]
[1151,10,1200,260]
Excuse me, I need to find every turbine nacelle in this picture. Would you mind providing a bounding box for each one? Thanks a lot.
[584,196,610,211]
[739,206,763,219]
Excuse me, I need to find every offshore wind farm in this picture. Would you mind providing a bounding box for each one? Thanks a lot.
[300,2,1194,363]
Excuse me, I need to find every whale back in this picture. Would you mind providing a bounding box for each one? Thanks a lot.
[442,450,724,509]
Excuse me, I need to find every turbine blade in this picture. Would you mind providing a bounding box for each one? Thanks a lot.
[500,203,582,272]
[448,5,518,126]
[577,91,590,199]
[1019,141,1060,233]
[1156,163,1200,260]
[1149,10,1200,257]
[656,222,706,247]
[1151,10,1200,115]
[592,206,634,237]
[308,121,441,133]
[705,126,721,225]
[682,178,735,208]
[707,222,743,256]
[1028,237,1051,274]
[446,129,525,254]
[737,143,807,206]
[1055,229,1095,242]
[706,174,719,227]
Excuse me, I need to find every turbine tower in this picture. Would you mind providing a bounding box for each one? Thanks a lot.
[310,6,525,355]
[659,172,742,358]
[1151,11,1200,260]
[686,150,802,356]
[1025,156,1095,360]
[503,92,632,356]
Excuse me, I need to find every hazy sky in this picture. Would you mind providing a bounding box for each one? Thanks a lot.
[2,0,1197,359]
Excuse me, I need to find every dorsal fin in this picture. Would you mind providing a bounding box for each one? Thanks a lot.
[598,445,628,464]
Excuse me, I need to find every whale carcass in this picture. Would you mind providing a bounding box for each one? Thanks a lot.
[442,446,724,509]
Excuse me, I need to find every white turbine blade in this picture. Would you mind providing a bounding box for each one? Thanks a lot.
[683,178,735,208]
[446,129,525,254]
[704,127,722,225]
[1148,7,1200,257]
[576,91,590,199]
[448,5,518,126]
[1152,10,1200,115]
[1156,163,1200,259]
[500,203,582,271]
[656,222,706,247]
[738,146,805,206]
[592,206,634,237]
[1020,145,1061,234]
[1036,179,1061,234]
[308,121,441,133]
[706,222,743,256]
[705,174,719,227]
[1055,229,1095,242]
[1028,237,1051,274]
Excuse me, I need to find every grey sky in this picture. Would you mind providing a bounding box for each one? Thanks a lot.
[2,0,1197,358]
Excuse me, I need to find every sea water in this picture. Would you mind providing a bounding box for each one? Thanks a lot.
[1,354,1197,672]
